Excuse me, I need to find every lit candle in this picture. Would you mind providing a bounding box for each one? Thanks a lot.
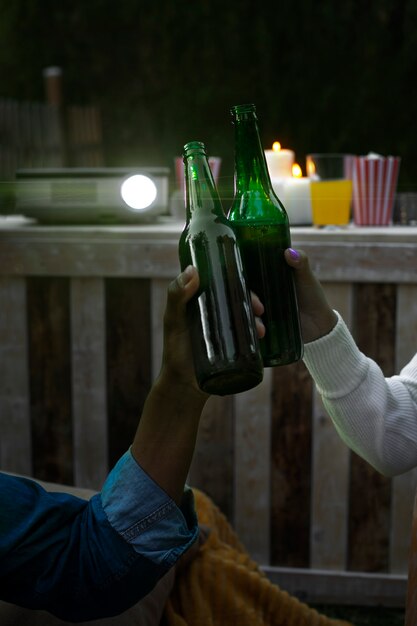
[272,163,312,225]
[264,141,295,178]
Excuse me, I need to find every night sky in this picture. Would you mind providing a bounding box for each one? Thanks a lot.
[0,0,416,190]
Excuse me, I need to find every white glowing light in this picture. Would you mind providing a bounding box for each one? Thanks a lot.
[120,175,157,210]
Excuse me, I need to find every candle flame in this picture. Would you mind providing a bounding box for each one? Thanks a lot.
[272,141,281,152]
[307,161,316,176]
[292,163,302,178]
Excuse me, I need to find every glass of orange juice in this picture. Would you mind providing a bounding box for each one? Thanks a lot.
[306,154,354,226]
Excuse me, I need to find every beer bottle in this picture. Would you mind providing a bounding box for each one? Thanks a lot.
[178,140,263,395]
[228,104,303,366]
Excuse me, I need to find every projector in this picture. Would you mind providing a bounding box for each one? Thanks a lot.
[14,167,170,224]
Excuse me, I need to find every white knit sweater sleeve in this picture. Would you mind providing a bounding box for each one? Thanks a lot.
[303,311,417,477]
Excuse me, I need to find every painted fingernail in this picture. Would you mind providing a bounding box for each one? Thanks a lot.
[288,248,300,261]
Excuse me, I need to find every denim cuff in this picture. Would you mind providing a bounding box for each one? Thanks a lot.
[100,449,198,567]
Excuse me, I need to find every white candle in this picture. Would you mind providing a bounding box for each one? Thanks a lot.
[270,177,287,203]
[265,147,295,178]
[271,176,312,225]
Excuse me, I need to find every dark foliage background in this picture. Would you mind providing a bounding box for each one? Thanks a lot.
[0,0,416,195]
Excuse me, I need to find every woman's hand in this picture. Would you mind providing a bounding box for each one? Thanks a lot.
[285,248,337,343]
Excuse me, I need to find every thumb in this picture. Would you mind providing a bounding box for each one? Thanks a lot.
[284,248,322,296]
[284,247,326,296]
[164,266,199,328]
[177,265,200,294]
[284,248,316,286]
[284,247,337,342]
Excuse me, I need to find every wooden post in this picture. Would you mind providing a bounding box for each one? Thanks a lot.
[43,66,63,107]
[42,66,68,165]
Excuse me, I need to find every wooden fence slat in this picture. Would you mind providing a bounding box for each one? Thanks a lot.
[27,277,73,484]
[42,103,64,166]
[0,96,102,178]
[31,102,46,166]
[395,284,417,371]
[390,284,417,573]
[3,99,18,177]
[105,278,151,468]
[262,566,407,608]
[71,277,108,489]
[0,277,32,474]
[310,283,353,570]
[189,395,235,521]
[391,469,417,575]
[234,368,272,564]
[348,283,396,572]
[1,227,416,282]
[270,360,313,568]
[150,278,171,382]
[67,105,104,166]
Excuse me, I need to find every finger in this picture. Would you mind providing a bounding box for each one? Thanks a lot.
[175,265,200,299]
[284,248,317,285]
[164,266,199,330]
[255,316,266,338]
[250,291,264,316]
[284,247,303,268]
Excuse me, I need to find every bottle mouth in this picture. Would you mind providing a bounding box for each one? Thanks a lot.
[230,103,257,121]
[183,141,206,157]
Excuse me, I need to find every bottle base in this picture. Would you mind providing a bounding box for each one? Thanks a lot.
[200,369,263,396]
[263,354,303,367]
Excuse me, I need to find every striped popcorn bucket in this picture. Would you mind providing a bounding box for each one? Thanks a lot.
[352,155,401,225]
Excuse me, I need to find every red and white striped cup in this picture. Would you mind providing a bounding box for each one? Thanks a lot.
[352,155,401,225]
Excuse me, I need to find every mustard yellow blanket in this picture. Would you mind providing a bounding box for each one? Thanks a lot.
[163,489,352,626]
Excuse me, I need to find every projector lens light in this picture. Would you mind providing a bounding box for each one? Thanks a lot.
[120,175,157,210]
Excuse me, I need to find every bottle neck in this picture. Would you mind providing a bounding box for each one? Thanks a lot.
[184,150,224,220]
[233,113,273,195]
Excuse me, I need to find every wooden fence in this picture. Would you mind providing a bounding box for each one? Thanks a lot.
[0,222,416,607]
[0,97,103,180]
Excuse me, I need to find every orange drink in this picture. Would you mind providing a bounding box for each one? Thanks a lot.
[310,179,352,226]
[306,154,354,227]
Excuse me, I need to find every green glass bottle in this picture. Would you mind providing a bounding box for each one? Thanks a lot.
[228,104,303,367]
[178,140,263,395]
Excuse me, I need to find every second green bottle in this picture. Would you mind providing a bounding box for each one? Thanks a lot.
[228,103,303,367]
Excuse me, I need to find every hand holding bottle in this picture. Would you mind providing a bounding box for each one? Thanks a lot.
[284,248,338,344]
[159,264,266,395]
[158,265,206,397]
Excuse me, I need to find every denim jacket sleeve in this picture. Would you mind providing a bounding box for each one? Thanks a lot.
[0,450,198,622]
